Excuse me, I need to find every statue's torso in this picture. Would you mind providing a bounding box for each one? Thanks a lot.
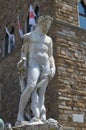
[27,32,51,65]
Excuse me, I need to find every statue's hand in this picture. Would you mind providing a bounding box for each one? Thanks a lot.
[49,67,56,80]
[17,57,27,78]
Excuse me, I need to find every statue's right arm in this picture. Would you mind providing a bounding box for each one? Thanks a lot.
[17,37,29,92]
[20,37,29,66]
[17,36,29,72]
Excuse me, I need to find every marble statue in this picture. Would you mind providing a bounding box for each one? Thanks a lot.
[16,15,56,125]
[0,118,4,130]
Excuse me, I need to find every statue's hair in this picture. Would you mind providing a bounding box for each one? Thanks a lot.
[37,15,53,24]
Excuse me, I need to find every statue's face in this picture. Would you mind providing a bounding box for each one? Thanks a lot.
[40,19,52,34]
[37,16,52,34]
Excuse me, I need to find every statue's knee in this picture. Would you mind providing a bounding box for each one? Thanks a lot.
[27,82,36,92]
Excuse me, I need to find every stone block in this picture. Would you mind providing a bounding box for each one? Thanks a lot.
[72,114,84,123]
[13,122,63,130]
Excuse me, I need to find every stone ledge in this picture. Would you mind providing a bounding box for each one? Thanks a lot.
[13,122,63,130]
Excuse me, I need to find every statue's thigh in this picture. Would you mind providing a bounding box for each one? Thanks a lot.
[27,64,40,84]
[41,62,50,78]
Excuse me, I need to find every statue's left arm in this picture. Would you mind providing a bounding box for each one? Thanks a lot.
[49,38,56,79]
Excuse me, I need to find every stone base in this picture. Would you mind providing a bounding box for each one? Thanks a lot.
[13,121,63,130]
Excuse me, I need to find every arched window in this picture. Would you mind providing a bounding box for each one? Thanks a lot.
[4,34,9,56]
[34,5,40,21]
[26,11,31,33]
[78,0,86,29]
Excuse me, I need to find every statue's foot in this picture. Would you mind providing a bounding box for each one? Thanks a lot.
[30,117,44,124]
[40,112,46,122]
[17,114,25,121]
[15,120,29,126]
[47,118,59,126]
[40,118,46,123]
[15,115,27,126]
[15,120,22,126]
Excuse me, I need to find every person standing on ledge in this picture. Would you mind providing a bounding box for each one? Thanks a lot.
[16,15,56,124]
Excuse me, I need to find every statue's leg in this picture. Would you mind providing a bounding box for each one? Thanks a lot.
[31,89,40,119]
[19,75,32,121]
[17,63,40,122]
[38,63,50,121]
[25,102,32,120]
[38,76,48,121]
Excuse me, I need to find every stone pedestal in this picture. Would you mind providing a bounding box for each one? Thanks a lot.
[13,122,63,130]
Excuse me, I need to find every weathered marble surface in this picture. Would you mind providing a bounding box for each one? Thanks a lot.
[16,15,56,124]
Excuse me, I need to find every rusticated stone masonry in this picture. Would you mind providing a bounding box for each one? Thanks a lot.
[54,0,78,26]
[49,19,86,130]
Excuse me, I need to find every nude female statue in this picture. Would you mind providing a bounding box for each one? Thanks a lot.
[16,16,56,125]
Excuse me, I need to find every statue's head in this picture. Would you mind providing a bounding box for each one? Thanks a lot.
[37,15,53,33]
[0,119,4,130]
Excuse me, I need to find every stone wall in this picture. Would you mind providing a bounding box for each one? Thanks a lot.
[37,0,79,26]
[50,19,86,130]
[0,0,55,51]
[0,46,20,124]
[0,0,28,47]
[0,0,79,49]
[54,0,79,26]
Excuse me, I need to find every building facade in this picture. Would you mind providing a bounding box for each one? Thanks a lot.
[0,0,86,129]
